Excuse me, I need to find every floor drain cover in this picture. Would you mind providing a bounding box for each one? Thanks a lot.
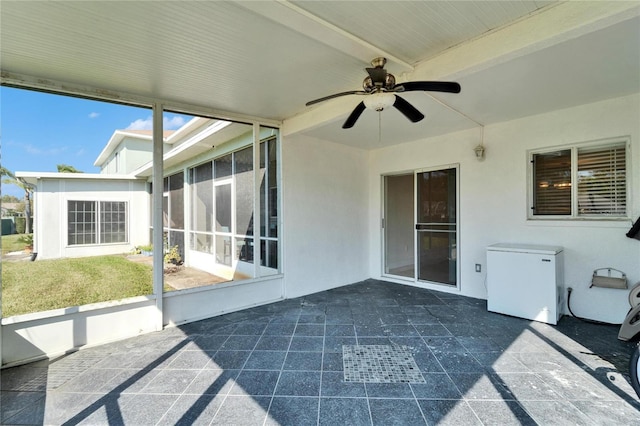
[343,345,425,383]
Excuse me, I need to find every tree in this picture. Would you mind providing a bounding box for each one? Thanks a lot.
[1,194,21,203]
[57,164,83,173]
[1,167,35,234]
[0,194,24,216]
[0,166,13,178]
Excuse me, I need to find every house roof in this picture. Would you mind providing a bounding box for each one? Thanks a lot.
[1,1,638,148]
[93,130,176,167]
[15,172,144,187]
[1,203,21,211]
[121,130,175,137]
[131,119,253,178]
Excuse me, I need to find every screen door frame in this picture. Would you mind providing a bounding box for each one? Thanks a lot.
[382,164,460,289]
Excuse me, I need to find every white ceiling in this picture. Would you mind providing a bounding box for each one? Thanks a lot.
[1,1,639,149]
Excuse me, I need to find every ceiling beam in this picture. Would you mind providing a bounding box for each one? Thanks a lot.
[282,95,355,137]
[285,1,640,137]
[407,0,640,81]
[236,0,414,73]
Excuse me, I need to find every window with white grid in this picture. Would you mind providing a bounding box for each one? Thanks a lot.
[68,200,127,245]
[68,201,97,245]
[100,201,128,243]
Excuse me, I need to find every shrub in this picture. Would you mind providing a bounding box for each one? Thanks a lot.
[14,217,32,234]
[164,245,182,265]
[17,233,33,246]
[15,217,25,234]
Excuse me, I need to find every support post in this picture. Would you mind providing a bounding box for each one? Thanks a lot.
[152,104,164,330]
[253,123,261,278]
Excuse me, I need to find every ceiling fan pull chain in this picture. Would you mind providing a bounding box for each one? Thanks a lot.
[378,111,382,144]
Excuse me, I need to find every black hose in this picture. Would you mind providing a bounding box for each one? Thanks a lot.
[566,287,621,326]
[627,216,640,240]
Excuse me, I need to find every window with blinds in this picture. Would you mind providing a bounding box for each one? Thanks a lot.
[577,144,626,216]
[530,140,628,219]
[533,150,571,215]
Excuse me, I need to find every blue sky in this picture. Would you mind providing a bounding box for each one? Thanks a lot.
[1,86,189,198]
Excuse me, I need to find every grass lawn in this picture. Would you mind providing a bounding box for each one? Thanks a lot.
[2,255,154,317]
[1,234,28,255]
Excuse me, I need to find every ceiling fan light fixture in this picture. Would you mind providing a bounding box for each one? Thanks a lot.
[306,57,461,128]
[363,76,374,92]
[364,92,395,111]
[384,73,396,90]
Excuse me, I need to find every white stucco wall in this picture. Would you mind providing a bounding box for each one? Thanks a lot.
[163,277,284,327]
[100,137,170,175]
[282,134,370,298]
[1,297,158,366]
[369,93,640,323]
[123,139,154,174]
[34,178,149,259]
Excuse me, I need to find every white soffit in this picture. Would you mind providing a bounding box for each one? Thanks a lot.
[297,13,640,149]
[449,15,640,125]
[290,1,559,66]
[0,1,365,121]
[287,2,640,147]
[1,1,639,149]
[1,1,559,122]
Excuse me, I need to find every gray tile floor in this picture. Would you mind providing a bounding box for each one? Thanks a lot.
[2,279,640,425]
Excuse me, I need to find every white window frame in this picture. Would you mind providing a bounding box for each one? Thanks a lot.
[186,136,280,272]
[259,136,279,270]
[67,199,129,246]
[527,137,631,220]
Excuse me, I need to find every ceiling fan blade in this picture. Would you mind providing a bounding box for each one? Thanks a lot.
[342,102,366,129]
[394,81,461,93]
[306,91,366,106]
[366,67,387,84]
[393,95,425,123]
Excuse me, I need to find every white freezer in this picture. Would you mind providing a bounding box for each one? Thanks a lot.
[487,243,564,325]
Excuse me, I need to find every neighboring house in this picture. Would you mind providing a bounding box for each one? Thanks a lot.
[95,129,174,175]
[1,203,21,236]
[17,117,280,280]
[0,202,23,217]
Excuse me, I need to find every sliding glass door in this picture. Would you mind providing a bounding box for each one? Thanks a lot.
[416,168,457,285]
[383,166,458,287]
[383,174,415,278]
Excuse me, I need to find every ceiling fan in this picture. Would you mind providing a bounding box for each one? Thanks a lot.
[305,57,461,129]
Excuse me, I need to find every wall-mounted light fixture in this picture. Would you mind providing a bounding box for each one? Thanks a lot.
[474,126,485,161]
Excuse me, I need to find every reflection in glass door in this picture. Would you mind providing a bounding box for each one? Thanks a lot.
[383,174,415,278]
[416,168,457,285]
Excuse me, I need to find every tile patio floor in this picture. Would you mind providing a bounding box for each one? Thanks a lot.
[1,279,639,425]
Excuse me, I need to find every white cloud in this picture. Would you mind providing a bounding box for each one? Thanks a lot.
[125,115,187,131]
[164,116,186,130]
[88,112,100,119]
[24,144,68,156]
[126,117,153,130]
